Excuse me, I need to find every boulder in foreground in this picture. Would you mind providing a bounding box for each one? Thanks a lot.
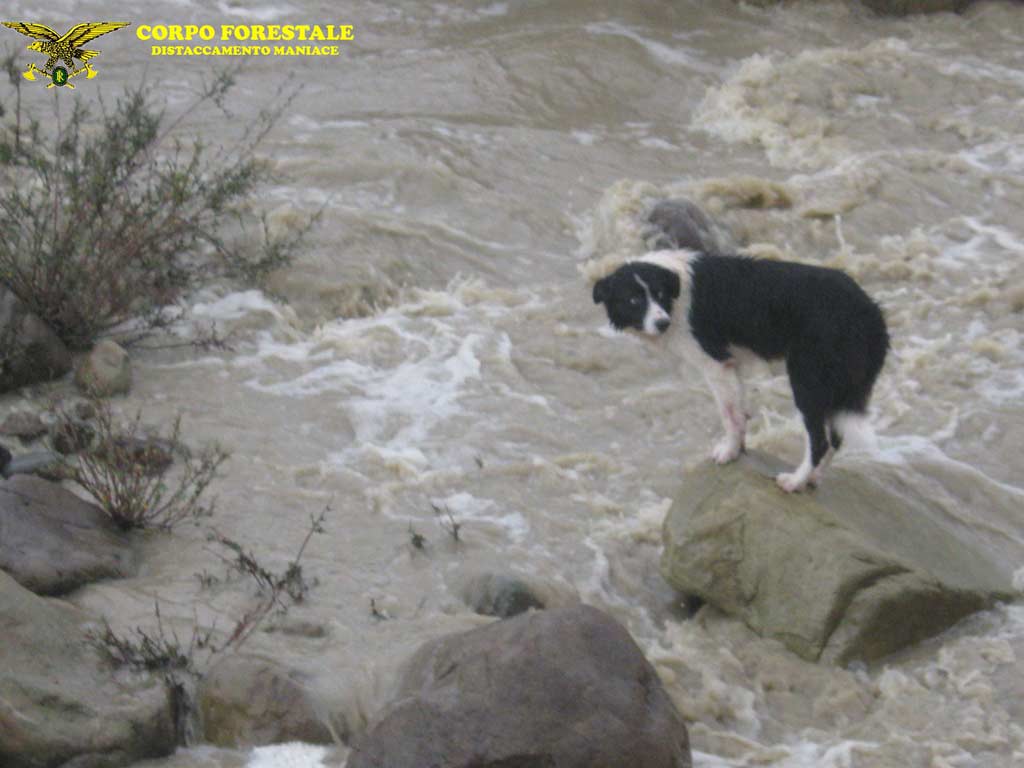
[348,603,691,768]
[661,451,1018,664]
[0,570,176,768]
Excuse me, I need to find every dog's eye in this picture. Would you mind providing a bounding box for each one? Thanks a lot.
[629,296,642,305]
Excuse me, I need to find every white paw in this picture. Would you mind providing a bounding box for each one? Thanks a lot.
[776,471,809,493]
[711,436,742,465]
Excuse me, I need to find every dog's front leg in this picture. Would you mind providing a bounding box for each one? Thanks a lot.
[701,359,747,464]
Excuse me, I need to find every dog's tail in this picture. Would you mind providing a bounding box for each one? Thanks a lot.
[829,411,878,454]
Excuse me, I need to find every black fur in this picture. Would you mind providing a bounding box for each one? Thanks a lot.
[592,263,680,334]
[688,254,888,407]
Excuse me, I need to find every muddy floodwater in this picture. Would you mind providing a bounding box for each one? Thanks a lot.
[4,1,1024,766]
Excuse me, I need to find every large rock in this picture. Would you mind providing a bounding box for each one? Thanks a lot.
[75,339,132,397]
[0,474,136,595]
[198,654,335,748]
[661,451,1018,665]
[348,604,691,768]
[0,286,73,393]
[0,570,176,768]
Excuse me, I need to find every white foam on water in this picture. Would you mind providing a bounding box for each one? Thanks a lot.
[246,743,328,768]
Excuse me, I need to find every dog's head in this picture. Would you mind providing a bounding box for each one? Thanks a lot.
[592,262,681,337]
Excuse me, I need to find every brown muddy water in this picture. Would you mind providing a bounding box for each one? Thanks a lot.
[3,1,1024,766]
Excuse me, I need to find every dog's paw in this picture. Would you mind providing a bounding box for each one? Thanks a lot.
[775,471,810,493]
[711,437,742,465]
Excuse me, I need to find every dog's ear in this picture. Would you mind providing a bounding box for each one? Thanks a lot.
[667,271,681,299]
[592,276,609,305]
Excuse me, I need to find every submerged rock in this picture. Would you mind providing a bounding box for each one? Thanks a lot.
[75,339,132,397]
[455,568,578,618]
[0,474,136,595]
[349,603,691,768]
[0,410,48,440]
[740,0,972,13]
[0,286,73,393]
[661,451,1017,664]
[0,570,176,767]
[1,450,64,481]
[198,654,336,748]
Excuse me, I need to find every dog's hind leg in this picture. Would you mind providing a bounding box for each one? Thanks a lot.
[702,358,747,464]
[809,417,843,486]
[777,411,829,493]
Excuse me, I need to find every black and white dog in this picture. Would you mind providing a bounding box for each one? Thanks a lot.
[592,249,889,492]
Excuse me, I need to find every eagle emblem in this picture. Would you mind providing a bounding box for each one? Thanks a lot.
[2,21,130,88]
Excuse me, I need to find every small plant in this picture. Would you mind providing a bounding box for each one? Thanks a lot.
[90,507,327,745]
[88,602,208,676]
[87,602,213,745]
[408,523,426,551]
[70,399,229,531]
[432,502,462,544]
[207,506,328,649]
[370,598,390,621]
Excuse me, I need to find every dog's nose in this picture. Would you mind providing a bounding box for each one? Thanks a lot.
[656,318,670,333]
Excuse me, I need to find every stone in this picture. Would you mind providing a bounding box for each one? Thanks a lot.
[349,604,691,768]
[645,199,724,253]
[0,441,11,471]
[0,286,73,393]
[198,654,335,748]
[456,569,578,619]
[74,339,132,397]
[0,410,48,440]
[51,417,96,454]
[660,451,1018,665]
[860,0,972,13]
[0,474,136,595]
[0,570,176,767]
[1,450,65,480]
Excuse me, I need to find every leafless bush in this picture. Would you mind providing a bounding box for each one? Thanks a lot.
[71,399,228,531]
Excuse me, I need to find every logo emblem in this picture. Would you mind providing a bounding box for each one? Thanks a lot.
[2,21,129,89]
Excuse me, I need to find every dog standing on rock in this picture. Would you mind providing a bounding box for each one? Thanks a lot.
[591,204,888,493]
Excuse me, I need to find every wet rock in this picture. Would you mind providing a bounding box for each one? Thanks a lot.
[0,286,73,393]
[0,474,136,595]
[0,410,48,440]
[456,569,578,618]
[349,604,691,768]
[75,400,99,421]
[860,0,972,13]
[75,339,132,397]
[645,199,724,253]
[51,417,96,454]
[661,451,1017,665]
[0,570,176,767]
[741,0,971,12]
[0,441,11,471]
[1,450,67,481]
[198,654,335,748]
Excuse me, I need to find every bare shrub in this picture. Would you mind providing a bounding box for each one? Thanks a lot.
[0,55,316,350]
[71,399,228,531]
